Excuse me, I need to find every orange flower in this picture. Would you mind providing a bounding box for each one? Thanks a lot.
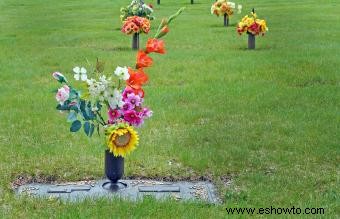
[161,25,169,34]
[155,25,170,39]
[126,68,149,90]
[136,50,153,69]
[145,38,166,54]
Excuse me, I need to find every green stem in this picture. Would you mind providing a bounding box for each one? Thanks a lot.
[97,111,107,125]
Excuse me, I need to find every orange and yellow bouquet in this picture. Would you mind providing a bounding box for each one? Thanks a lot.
[237,12,268,36]
[121,16,151,35]
[211,0,234,17]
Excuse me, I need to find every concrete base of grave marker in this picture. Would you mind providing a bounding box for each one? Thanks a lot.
[16,179,220,204]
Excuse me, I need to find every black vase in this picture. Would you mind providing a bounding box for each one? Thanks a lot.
[104,149,124,183]
[132,33,139,50]
[103,150,127,191]
[224,14,229,27]
[248,33,255,50]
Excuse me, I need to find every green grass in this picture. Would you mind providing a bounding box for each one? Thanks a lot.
[0,0,339,218]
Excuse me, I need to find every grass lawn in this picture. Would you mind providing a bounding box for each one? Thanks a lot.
[0,0,339,217]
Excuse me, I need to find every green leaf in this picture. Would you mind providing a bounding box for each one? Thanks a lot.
[80,100,90,120]
[56,103,70,111]
[89,123,95,137]
[84,122,95,137]
[67,111,77,123]
[69,89,78,99]
[86,102,96,120]
[70,105,79,113]
[83,121,90,136]
[70,120,82,132]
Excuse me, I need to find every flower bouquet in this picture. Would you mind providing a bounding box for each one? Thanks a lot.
[53,8,184,189]
[211,0,242,26]
[120,0,154,50]
[120,0,154,22]
[237,11,268,49]
[121,16,151,50]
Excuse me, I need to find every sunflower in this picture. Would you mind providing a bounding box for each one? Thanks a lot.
[105,124,139,157]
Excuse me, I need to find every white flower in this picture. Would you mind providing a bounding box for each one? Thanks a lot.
[237,5,242,14]
[87,78,105,99]
[73,66,87,81]
[227,2,236,9]
[142,3,153,13]
[114,66,130,81]
[107,88,124,109]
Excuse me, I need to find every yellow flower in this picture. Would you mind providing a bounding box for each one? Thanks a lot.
[105,124,139,157]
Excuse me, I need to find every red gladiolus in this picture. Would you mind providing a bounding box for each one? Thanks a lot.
[145,38,166,54]
[136,50,153,69]
[127,68,149,90]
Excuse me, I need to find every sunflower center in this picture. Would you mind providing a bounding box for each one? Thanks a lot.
[114,132,131,147]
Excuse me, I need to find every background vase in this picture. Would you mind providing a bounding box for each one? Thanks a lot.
[132,33,139,50]
[224,14,229,27]
[248,33,255,49]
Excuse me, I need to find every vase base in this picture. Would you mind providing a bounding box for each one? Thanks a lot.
[102,181,127,192]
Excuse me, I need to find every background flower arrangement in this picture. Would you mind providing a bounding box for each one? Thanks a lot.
[121,16,151,35]
[211,0,242,26]
[211,0,234,17]
[120,0,154,22]
[120,0,155,21]
[237,12,268,36]
[52,8,184,158]
[120,0,155,49]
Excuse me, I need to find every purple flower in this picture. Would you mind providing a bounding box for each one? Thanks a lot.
[126,93,142,107]
[122,102,134,111]
[141,107,153,118]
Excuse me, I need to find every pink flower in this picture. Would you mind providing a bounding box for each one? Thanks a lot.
[122,87,135,101]
[122,86,143,100]
[108,108,122,124]
[123,110,142,126]
[122,102,134,111]
[141,107,153,118]
[56,85,70,104]
[126,93,142,107]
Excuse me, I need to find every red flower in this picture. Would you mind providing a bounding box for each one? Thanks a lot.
[249,22,260,35]
[145,38,166,54]
[126,68,149,90]
[136,50,153,69]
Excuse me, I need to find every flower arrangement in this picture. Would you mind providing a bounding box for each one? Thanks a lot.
[237,12,268,36]
[211,0,234,17]
[121,16,151,35]
[120,0,154,22]
[52,8,184,158]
